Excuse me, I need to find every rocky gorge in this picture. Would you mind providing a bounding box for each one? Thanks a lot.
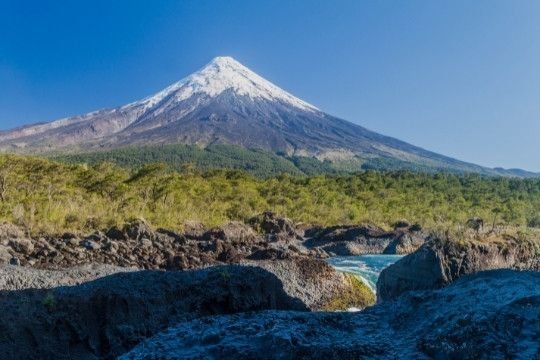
[0,212,538,359]
[122,270,540,359]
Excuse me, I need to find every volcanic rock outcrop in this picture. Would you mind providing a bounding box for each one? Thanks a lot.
[121,270,540,360]
[377,234,540,301]
[0,265,304,359]
[304,223,427,256]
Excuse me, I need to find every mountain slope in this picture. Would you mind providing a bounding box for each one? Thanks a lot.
[0,56,534,177]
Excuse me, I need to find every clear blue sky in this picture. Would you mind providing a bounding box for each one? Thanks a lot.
[1,0,539,170]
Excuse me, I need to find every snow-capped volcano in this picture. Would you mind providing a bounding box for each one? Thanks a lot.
[0,56,530,176]
[129,56,318,113]
[0,56,318,147]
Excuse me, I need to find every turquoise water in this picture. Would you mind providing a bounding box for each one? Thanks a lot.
[327,255,403,292]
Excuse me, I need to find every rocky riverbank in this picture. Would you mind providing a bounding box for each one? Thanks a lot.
[0,212,383,359]
[1,213,538,359]
[0,212,428,272]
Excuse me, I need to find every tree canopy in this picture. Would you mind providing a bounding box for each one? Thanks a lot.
[1,154,539,234]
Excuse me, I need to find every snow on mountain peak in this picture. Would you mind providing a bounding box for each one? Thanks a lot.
[208,56,242,67]
[131,56,319,112]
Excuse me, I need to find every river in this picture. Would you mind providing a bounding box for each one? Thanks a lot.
[327,255,403,293]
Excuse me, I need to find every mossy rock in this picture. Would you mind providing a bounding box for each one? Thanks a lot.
[322,273,376,311]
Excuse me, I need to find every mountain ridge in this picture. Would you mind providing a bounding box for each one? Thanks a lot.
[0,56,536,177]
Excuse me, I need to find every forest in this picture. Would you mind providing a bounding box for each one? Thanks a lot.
[55,144,454,178]
[1,153,540,235]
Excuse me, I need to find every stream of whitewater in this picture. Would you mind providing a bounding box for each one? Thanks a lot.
[327,255,403,293]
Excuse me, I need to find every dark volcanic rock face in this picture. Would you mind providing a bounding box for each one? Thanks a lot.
[121,270,540,360]
[0,213,380,359]
[1,214,539,359]
[0,265,307,360]
[377,235,540,301]
[0,258,375,360]
[0,216,426,282]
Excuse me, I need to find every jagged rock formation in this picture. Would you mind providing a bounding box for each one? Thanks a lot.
[1,214,421,271]
[377,234,540,301]
[248,211,303,241]
[0,217,318,270]
[121,270,540,360]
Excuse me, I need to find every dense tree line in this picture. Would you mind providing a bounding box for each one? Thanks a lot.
[1,154,540,234]
[55,144,447,178]
[56,144,309,178]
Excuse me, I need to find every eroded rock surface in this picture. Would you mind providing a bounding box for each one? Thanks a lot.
[0,213,427,272]
[0,264,135,290]
[121,270,540,360]
[377,235,540,301]
[0,255,374,359]
[253,258,375,310]
[0,265,306,360]
[304,224,427,255]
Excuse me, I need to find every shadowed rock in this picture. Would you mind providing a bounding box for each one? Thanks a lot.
[0,256,374,359]
[252,258,375,310]
[121,270,540,360]
[0,265,307,360]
